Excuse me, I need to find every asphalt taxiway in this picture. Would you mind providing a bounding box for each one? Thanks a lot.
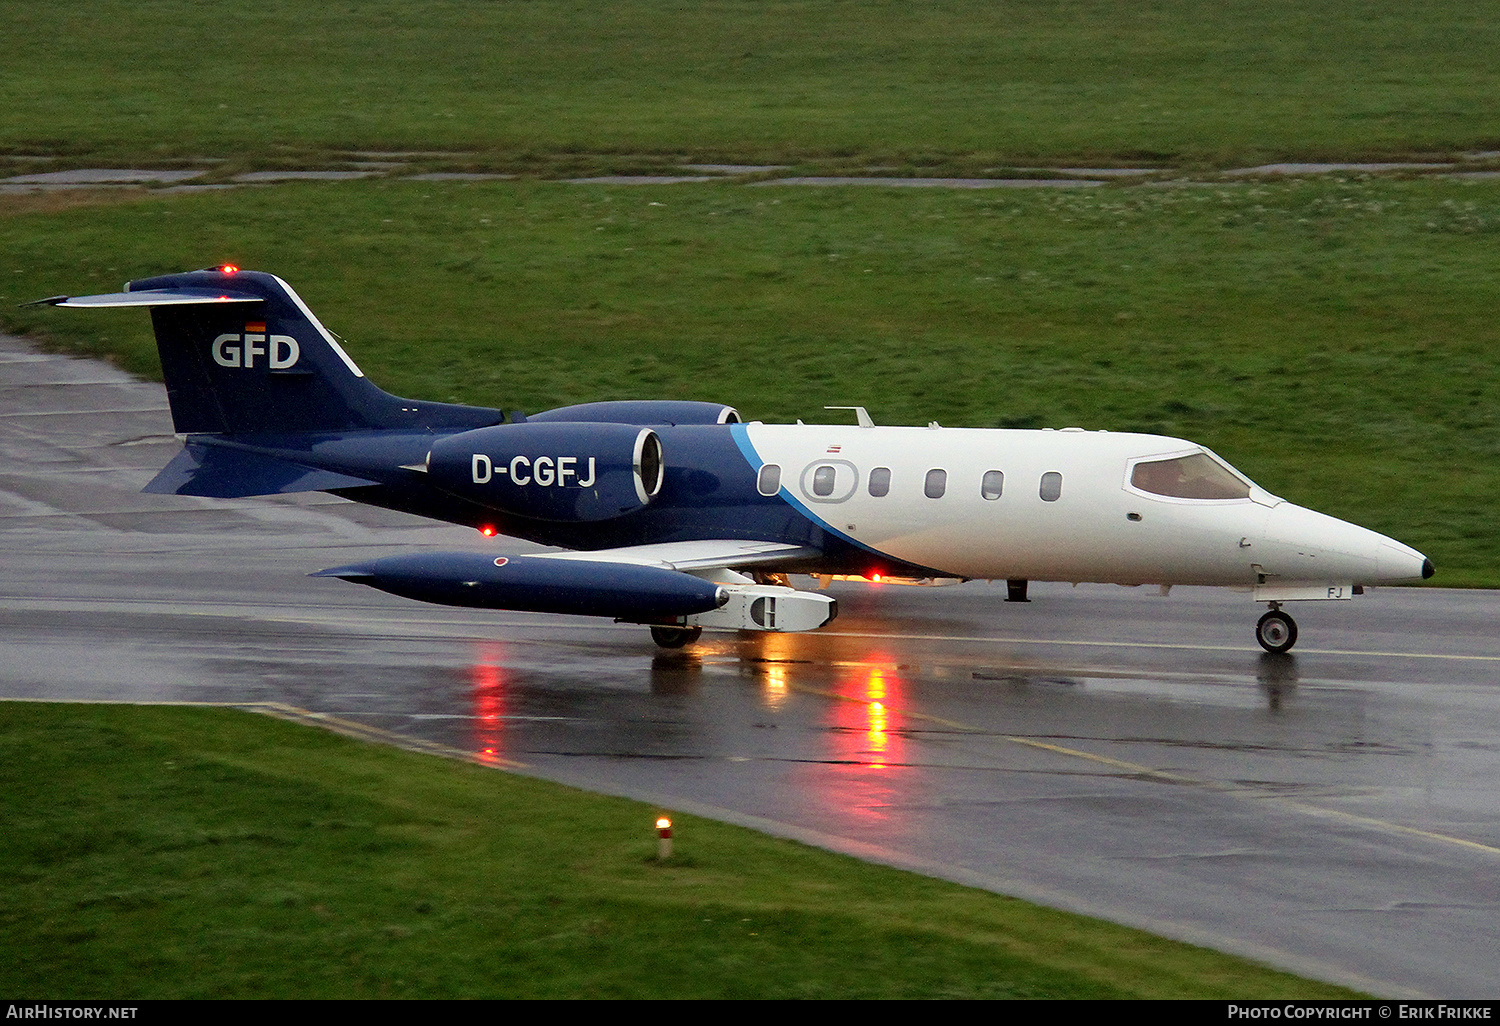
[3,333,1498,998]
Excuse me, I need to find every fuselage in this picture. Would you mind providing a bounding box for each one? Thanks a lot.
[732,422,1428,588]
[277,419,1427,589]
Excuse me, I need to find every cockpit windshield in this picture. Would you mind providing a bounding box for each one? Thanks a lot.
[1130,452,1251,500]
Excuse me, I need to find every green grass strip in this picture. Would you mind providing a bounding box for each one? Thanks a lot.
[0,702,1361,998]
[4,0,1500,167]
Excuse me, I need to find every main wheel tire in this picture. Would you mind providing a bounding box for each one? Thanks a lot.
[1255,610,1298,653]
[650,625,702,649]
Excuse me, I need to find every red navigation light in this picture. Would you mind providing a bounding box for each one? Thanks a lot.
[219,264,239,274]
[479,525,497,537]
[870,572,883,583]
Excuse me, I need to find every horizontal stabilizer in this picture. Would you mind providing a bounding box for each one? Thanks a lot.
[144,443,378,497]
[39,288,263,308]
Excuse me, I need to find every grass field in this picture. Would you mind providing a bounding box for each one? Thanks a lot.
[0,702,1363,999]
[3,176,1495,582]
[4,0,1500,169]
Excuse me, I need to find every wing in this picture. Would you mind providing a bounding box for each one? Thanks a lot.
[315,539,834,629]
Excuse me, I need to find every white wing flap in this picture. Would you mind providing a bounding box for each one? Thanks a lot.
[534,539,817,572]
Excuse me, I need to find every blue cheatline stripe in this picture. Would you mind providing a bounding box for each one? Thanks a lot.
[729,424,915,566]
[729,422,763,470]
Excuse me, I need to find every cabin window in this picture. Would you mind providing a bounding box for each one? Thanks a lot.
[757,464,781,496]
[981,470,1004,500]
[868,467,891,497]
[799,460,858,503]
[1039,471,1063,502]
[812,465,836,496]
[924,468,947,499]
[1130,453,1251,500]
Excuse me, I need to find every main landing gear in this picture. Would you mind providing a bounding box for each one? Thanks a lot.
[1255,603,1298,654]
[650,625,702,649]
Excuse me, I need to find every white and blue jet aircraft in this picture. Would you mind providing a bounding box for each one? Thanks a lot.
[37,266,1434,652]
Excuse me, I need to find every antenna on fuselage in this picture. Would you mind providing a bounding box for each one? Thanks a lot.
[824,406,875,428]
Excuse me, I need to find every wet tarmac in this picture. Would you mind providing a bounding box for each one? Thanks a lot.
[7,158,1500,194]
[3,333,1499,997]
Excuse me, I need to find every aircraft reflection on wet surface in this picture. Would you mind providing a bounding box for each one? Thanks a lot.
[451,629,1308,781]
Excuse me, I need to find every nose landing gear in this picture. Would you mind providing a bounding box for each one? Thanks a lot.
[1255,604,1298,653]
[650,625,702,648]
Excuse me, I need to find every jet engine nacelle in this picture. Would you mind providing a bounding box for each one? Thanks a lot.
[428,422,662,522]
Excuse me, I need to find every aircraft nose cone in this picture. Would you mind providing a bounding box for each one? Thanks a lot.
[1377,539,1431,583]
[1261,503,1430,584]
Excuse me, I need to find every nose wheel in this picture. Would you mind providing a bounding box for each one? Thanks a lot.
[1255,607,1298,653]
[650,625,702,649]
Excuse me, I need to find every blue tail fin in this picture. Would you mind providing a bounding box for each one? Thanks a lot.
[54,267,500,436]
